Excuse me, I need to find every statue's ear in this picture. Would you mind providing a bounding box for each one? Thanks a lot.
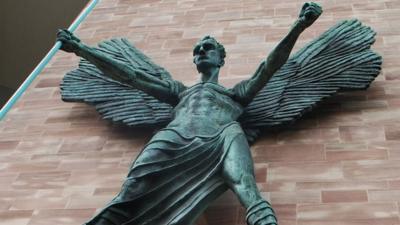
[219,60,225,67]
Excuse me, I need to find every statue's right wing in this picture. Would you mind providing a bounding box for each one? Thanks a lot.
[239,19,382,143]
[61,38,177,127]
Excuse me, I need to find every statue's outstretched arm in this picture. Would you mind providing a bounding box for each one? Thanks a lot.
[233,2,322,105]
[57,30,180,104]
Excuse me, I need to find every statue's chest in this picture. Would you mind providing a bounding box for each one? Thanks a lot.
[180,83,234,104]
[176,83,243,117]
[189,88,221,103]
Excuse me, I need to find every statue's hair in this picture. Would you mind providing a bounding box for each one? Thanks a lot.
[196,36,226,60]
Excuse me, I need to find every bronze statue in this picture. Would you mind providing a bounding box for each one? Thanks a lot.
[57,2,381,225]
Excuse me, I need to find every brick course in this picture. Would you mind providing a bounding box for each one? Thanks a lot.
[1,0,400,224]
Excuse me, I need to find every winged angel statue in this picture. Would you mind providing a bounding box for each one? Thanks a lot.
[57,2,381,225]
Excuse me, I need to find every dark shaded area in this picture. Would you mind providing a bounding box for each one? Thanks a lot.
[0,0,89,108]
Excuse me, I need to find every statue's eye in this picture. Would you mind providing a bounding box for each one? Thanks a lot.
[203,43,215,51]
[193,46,200,55]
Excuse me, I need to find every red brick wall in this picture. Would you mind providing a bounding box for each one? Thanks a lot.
[1,0,399,224]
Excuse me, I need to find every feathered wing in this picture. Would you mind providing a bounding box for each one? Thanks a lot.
[61,38,175,127]
[239,19,382,142]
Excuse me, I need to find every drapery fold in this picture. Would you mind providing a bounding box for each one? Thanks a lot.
[85,122,243,225]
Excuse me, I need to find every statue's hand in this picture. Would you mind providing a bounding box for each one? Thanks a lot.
[298,2,322,29]
[57,29,81,53]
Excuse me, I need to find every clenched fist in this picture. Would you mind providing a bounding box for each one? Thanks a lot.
[298,2,322,28]
[57,29,81,53]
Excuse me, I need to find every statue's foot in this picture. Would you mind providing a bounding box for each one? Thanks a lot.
[246,200,278,225]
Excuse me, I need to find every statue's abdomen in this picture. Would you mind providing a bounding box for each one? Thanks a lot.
[168,83,243,136]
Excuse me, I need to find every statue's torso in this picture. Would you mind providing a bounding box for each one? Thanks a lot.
[167,82,243,136]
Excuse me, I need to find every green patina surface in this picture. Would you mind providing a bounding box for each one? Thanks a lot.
[57,3,381,225]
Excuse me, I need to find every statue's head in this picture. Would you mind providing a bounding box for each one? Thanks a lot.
[193,36,226,73]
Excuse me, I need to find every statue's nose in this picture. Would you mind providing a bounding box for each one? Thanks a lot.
[199,46,206,55]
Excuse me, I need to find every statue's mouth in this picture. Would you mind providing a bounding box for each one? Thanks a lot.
[198,56,208,60]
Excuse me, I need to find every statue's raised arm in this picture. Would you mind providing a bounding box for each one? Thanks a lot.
[57,30,186,106]
[233,3,322,106]
[58,31,187,127]
[237,3,381,143]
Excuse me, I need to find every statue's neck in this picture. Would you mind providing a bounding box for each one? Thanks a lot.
[200,68,219,83]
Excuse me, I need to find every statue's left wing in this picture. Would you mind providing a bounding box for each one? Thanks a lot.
[61,38,176,127]
[239,20,382,143]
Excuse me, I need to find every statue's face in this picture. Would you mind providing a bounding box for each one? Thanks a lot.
[193,40,223,72]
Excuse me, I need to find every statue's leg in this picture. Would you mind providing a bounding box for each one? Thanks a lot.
[222,134,277,225]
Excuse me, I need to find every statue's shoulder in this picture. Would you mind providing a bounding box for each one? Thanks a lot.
[178,83,202,98]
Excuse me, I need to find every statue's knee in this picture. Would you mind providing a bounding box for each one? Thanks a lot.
[222,151,255,186]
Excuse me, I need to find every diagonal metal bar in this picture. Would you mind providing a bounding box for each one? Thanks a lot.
[0,0,99,120]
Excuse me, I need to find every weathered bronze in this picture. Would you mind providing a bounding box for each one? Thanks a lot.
[57,2,381,225]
